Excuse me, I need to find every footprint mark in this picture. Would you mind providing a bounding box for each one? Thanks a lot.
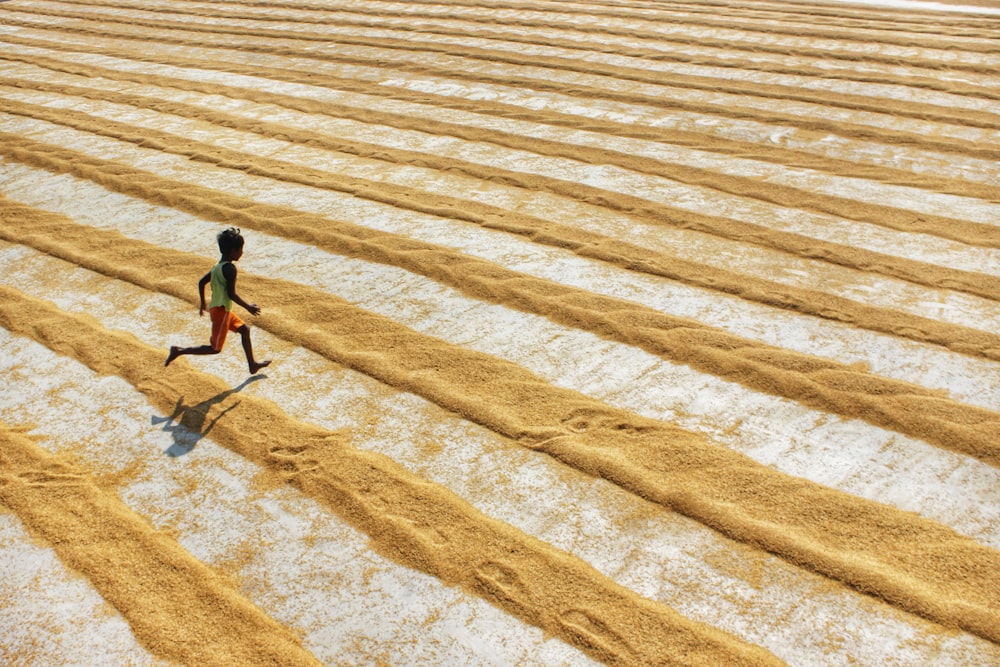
[559,609,634,660]
[267,445,318,477]
[17,470,86,486]
[386,514,450,548]
[362,491,390,511]
[474,562,530,610]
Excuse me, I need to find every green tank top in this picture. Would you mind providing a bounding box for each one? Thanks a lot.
[209,261,233,311]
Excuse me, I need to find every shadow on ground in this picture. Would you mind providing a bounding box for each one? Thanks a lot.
[151,375,266,456]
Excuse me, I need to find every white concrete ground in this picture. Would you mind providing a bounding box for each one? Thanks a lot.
[2,1,1000,665]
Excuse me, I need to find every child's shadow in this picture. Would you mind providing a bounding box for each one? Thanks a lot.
[152,376,265,457]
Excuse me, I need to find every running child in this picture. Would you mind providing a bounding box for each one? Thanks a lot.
[165,227,271,374]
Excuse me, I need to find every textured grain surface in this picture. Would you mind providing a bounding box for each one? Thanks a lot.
[2,1,999,665]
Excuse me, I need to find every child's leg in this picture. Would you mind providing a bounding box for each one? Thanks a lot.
[165,344,219,366]
[166,306,230,367]
[238,325,271,374]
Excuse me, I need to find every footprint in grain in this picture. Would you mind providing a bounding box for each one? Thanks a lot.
[559,609,634,660]
[17,470,86,486]
[474,562,531,612]
[355,485,450,547]
[14,459,85,486]
[388,514,450,548]
[362,491,390,511]
[267,444,319,476]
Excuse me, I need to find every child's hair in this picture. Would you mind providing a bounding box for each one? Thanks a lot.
[217,227,245,255]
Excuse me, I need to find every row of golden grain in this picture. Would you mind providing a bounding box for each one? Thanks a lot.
[1,0,999,664]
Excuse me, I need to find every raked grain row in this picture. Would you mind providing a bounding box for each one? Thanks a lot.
[2,1,1000,665]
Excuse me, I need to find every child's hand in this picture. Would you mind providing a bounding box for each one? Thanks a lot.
[248,304,261,316]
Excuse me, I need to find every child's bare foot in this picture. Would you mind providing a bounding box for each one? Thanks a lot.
[249,360,271,375]
[165,346,180,367]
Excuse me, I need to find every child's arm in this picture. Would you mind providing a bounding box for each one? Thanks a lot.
[222,263,261,316]
[198,272,210,316]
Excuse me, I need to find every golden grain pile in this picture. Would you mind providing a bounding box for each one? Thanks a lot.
[2,1,1000,665]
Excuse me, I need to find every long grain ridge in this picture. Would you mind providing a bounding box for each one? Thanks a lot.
[4,0,1000,661]
[0,421,326,667]
[0,286,783,667]
[2,199,999,646]
[6,7,1000,161]
[3,138,1000,465]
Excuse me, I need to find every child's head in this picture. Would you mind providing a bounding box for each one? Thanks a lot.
[217,227,245,258]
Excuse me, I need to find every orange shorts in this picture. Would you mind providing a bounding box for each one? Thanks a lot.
[209,306,245,351]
